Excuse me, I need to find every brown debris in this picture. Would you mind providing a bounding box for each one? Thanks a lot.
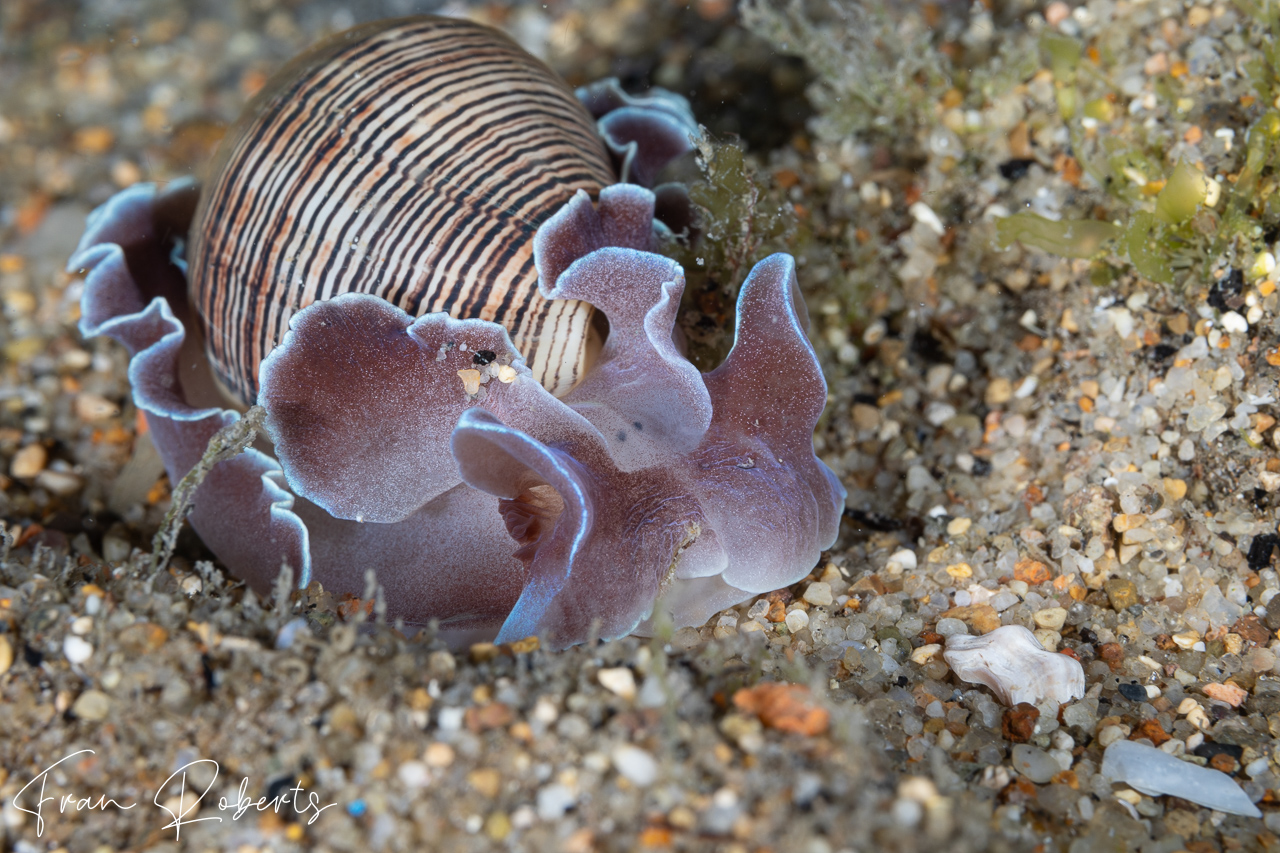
[1053,153,1083,187]
[1202,682,1248,708]
[336,594,373,621]
[1208,753,1239,774]
[850,574,888,596]
[1098,642,1125,672]
[732,683,830,736]
[1061,485,1115,542]
[1130,719,1170,746]
[465,702,515,732]
[999,776,1038,804]
[765,588,793,622]
[939,603,1000,634]
[1051,769,1079,789]
[1104,578,1138,612]
[1013,559,1052,585]
[1001,703,1039,743]
[469,642,501,663]
[1231,615,1271,648]
[502,636,540,655]
[117,621,168,653]
[72,125,115,154]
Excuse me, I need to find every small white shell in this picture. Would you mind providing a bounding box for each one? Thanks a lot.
[1101,740,1261,817]
[942,624,1085,707]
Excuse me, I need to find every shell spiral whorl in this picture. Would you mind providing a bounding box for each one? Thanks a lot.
[190,16,616,405]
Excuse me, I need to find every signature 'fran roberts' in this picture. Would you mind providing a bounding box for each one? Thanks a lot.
[12,750,337,840]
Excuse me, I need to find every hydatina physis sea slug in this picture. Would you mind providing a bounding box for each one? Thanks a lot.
[71,15,846,649]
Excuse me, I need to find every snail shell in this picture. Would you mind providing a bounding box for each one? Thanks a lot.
[189,16,616,406]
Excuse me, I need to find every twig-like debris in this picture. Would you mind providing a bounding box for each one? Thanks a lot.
[273,562,295,624]
[150,405,266,576]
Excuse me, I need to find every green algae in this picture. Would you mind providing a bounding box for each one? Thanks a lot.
[1155,161,1211,225]
[995,214,1122,259]
[672,130,797,371]
[1012,23,1280,286]
[740,0,951,142]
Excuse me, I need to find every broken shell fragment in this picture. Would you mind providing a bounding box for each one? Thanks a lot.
[943,624,1085,707]
[1101,740,1261,817]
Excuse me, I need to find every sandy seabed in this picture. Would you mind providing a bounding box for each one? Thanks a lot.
[3,0,1280,850]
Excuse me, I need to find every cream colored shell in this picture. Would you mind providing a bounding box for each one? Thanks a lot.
[189,16,615,405]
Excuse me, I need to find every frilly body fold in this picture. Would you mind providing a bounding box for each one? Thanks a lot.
[72,86,846,649]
